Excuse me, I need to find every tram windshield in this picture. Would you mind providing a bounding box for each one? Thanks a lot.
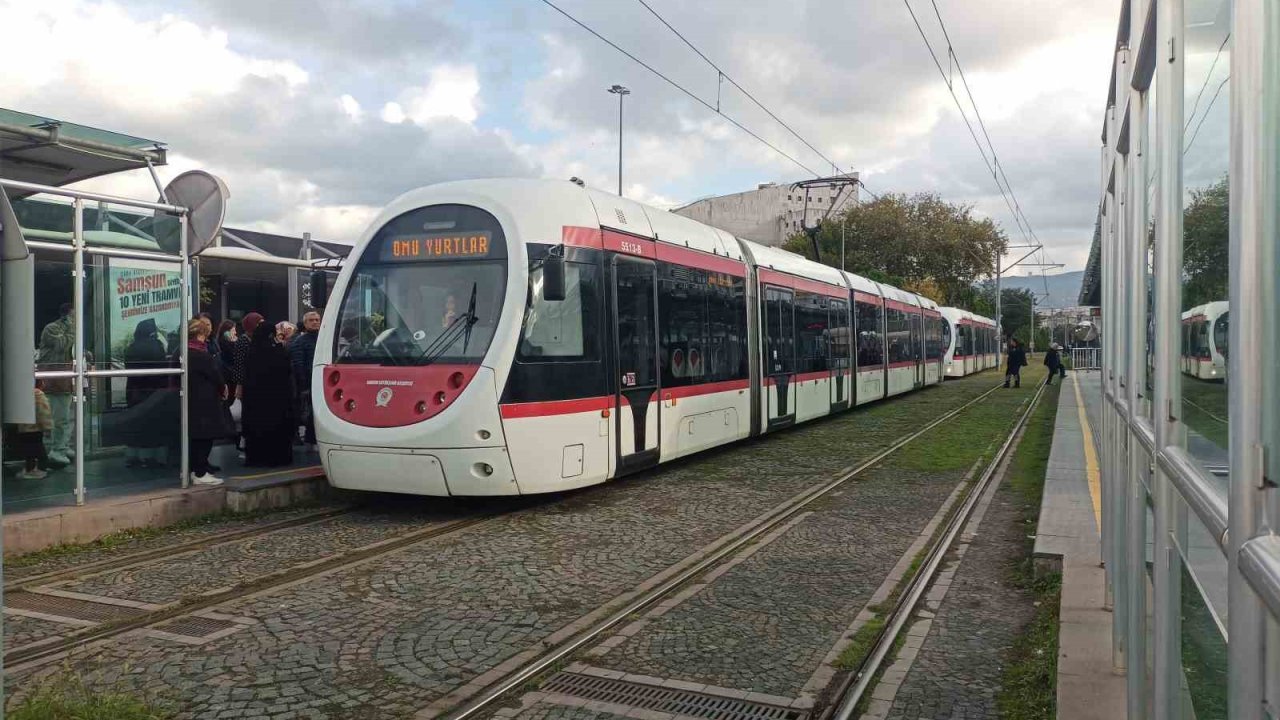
[332,204,509,366]
[334,262,505,366]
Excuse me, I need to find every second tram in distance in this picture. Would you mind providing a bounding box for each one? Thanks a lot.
[313,178,991,497]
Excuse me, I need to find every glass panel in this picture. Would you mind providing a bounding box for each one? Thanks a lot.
[1143,78,1158,419]
[1180,0,1232,470]
[1263,0,1280,543]
[8,193,76,246]
[1172,491,1229,628]
[522,261,599,362]
[1178,560,1228,720]
[82,200,182,254]
[85,258,185,371]
[87,371,183,495]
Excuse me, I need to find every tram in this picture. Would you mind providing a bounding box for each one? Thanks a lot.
[939,308,999,378]
[312,179,948,497]
[1181,301,1229,381]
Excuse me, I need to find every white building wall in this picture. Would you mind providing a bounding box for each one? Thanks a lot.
[673,174,859,246]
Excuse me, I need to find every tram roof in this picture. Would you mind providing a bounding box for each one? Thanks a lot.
[739,239,848,290]
[0,108,167,194]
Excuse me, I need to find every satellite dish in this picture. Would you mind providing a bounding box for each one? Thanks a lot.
[160,170,229,256]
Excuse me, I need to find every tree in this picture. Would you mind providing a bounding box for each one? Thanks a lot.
[782,192,1008,308]
[1182,176,1228,309]
[975,284,1039,343]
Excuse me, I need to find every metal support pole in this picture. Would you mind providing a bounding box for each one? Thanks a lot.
[1152,0,1185,713]
[617,91,624,197]
[995,255,1002,340]
[1126,87,1151,720]
[180,219,190,489]
[72,199,86,506]
[1112,141,1130,671]
[1228,0,1267,715]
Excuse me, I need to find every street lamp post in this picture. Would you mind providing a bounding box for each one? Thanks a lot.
[607,85,630,196]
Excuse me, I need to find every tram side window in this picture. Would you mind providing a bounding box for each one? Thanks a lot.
[855,300,884,367]
[764,287,794,375]
[925,316,942,360]
[908,312,923,361]
[886,307,910,364]
[707,277,748,382]
[795,292,829,374]
[659,270,709,387]
[519,261,599,361]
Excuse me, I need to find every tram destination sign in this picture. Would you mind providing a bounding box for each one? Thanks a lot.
[378,231,494,262]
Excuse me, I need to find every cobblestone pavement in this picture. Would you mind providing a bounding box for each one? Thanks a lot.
[53,511,454,605]
[499,701,631,720]
[882,448,1038,719]
[11,374,1004,720]
[4,504,346,583]
[586,383,1034,699]
[4,614,72,650]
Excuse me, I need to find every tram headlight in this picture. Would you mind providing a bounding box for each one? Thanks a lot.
[328,370,341,386]
[477,429,491,440]
[473,462,494,477]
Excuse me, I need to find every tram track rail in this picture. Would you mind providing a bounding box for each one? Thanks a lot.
[5,512,501,670]
[438,380,1013,720]
[824,380,1048,720]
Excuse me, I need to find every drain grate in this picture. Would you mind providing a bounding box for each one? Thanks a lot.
[541,673,801,720]
[154,616,237,638]
[6,592,143,623]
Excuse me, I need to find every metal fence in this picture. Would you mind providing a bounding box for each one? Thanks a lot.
[1071,347,1102,371]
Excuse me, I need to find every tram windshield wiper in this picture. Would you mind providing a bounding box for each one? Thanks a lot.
[416,282,479,366]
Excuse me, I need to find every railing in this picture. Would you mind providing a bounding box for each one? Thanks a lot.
[1072,347,1102,370]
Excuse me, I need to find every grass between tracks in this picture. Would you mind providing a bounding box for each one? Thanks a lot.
[823,368,1048,717]
[996,378,1062,720]
[9,673,172,720]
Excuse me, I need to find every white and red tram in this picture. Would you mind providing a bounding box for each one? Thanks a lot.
[939,308,999,378]
[1180,301,1228,380]
[313,179,947,497]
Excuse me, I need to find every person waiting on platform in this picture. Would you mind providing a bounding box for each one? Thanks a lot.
[36,302,74,468]
[185,317,231,485]
[14,380,54,480]
[289,311,321,452]
[276,320,297,345]
[242,320,296,467]
[124,318,171,468]
[1004,338,1028,389]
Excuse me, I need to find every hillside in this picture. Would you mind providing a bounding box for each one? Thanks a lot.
[999,270,1084,309]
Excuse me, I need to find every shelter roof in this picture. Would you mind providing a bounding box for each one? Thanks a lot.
[0,108,167,193]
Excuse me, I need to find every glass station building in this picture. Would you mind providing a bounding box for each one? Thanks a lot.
[0,110,346,513]
[1090,0,1279,716]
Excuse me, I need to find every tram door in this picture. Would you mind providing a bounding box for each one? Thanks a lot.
[764,286,796,428]
[612,256,661,472]
[910,311,924,388]
[829,299,849,409]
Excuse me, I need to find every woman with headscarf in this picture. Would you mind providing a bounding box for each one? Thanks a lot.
[231,312,263,452]
[185,317,231,485]
[124,318,171,468]
[241,320,296,467]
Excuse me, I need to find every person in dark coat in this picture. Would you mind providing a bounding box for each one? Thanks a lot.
[186,317,231,485]
[241,320,296,467]
[124,318,171,468]
[1044,344,1064,386]
[1004,338,1028,388]
[288,311,321,450]
[231,312,263,451]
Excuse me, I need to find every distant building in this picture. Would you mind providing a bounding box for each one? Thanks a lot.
[672,173,859,247]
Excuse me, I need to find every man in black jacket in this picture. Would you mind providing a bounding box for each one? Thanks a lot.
[289,311,322,450]
[1004,338,1027,388]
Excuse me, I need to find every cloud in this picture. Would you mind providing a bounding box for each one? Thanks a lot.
[0,0,537,243]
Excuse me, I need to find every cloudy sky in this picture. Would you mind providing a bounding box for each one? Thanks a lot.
[1,0,1118,272]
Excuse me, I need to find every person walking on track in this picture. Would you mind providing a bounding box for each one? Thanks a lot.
[1004,337,1027,388]
[1044,343,1064,386]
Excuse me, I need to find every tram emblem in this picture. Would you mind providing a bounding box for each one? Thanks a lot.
[375,387,394,407]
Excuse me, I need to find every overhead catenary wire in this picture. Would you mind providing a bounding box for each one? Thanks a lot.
[537,0,824,179]
[634,0,850,178]
[903,0,1033,249]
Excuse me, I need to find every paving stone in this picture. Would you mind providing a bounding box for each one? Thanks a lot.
[10,375,1004,720]
[884,481,1040,719]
